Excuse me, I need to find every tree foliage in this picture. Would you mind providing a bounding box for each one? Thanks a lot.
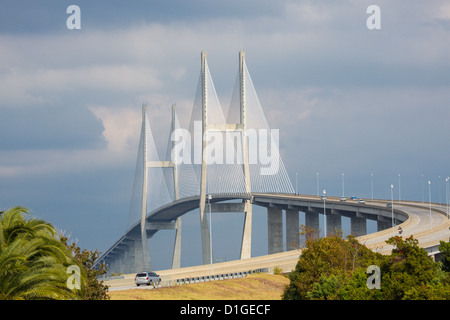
[439,240,450,272]
[60,235,109,300]
[0,207,86,299]
[283,226,450,300]
[0,206,110,300]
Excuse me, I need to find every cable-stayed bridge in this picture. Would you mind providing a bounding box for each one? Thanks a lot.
[95,52,450,275]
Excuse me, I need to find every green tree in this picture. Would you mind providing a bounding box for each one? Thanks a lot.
[0,207,86,299]
[283,231,450,300]
[438,240,450,272]
[61,235,109,300]
[381,236,443,300]
[282,227,380,300]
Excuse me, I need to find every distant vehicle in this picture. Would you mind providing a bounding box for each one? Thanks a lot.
[351,196,357,200]
[321,195,327,200]
[340,196,347,201]
[386,203,392,208]
[358,199,365,204]
[135,272,161,286]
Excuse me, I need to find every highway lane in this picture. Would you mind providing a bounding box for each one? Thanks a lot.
[106,250,301,291]
[360,200,449,254]
[104,198,449,291]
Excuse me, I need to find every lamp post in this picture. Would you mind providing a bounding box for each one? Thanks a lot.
[341,173,345,198]
[296,172,298,195]
[421,174,424,204]
[371,173,374,200]
[390,184,394,237]
[316,173,319,197]
[428,181,432,230]
[446,177,449,220]
[323,189,327,237]
[398,174,401,203]
[438,176,442,209]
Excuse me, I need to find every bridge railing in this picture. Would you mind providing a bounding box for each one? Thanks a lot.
[152,268,269,289]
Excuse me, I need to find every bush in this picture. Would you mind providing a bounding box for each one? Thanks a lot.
[282,228,450,300]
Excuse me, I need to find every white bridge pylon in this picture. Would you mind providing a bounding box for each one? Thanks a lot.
[135,51,294,271]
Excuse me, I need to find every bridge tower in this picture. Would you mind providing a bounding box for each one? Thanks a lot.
[199,51,253,264]
[96,51,295,274]
[139,104,182,271]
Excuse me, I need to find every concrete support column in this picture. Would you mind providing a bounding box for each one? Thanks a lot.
[199,51,212,266]
[123,243,135,274]
[134,239,144,272]
[240,201,252,259]
[377,219,391,231]
[351,216,367,237]
[107,257,117,276]
[115,252,124,275]
[286,209,299,250]
[326,214,342,236]
[171,218,182,269]
[267,207,283,254]
[305,211,320,237]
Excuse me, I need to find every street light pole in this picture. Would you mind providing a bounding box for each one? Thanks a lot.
[438,176,442,209]
[446,177,449,220]
[390,184,394,238]
[421,174,424,204]
[428,181,432,230]
[323,189,327,237]
[316,173,319,197]
[371,173,374,200]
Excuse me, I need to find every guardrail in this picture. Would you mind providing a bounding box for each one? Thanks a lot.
[154,268,269,288]
[101,275,125,281]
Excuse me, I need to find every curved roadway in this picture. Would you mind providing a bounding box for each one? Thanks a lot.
[105,195,450,291]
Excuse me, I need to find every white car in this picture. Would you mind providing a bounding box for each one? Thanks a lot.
[135,272,161,286]
[358,199,365,204]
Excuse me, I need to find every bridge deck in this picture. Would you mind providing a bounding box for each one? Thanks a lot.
[103,198,449,290]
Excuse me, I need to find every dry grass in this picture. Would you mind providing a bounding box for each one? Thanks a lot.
[108,273,289,300]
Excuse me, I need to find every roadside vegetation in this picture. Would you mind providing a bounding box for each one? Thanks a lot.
[0,206,109,300]
[108,273,289,300]
[283,227,450,300]
[2,206,448,300]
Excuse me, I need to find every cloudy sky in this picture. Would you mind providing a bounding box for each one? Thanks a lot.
[1,1,449,270]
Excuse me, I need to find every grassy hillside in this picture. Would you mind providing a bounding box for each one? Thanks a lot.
[108,273,289,300]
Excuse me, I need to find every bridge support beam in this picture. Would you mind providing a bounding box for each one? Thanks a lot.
[305,211,320,238]
[115,238,147,274]
[172,218,182,269]
[107,253,122,275]
[199,51,212,265]
[267,207,283,254]
[326,214,341,236]
[377,219,391,231]
[117,250,126,274]
[134,239,144,272]
[351,216,367,237]
[122,243,135,274]
[286,209,299,250]
[240,201,252,259]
